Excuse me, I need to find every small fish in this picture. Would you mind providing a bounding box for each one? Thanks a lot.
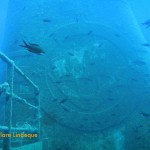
[132,60,146,66]
[111,113,116,116]
[135,136,142,140]
[61,106,70,112]
[87,30,93,35]
[96,121,101,125]
[102,145,108,149]
[142,43,150,47]
[64,74,71,77]
[64,35,70,40]
[141,146,146,149]
[83,118,88,121]
[55,81,62,84]
[141,112,150,118]
[42,19,51,22]
[142,19,150,28]
[68,52,74,56]
[22,6,26,11]
[89,62,96,66]
[138,125,143,128]
[49,33,55,37]
[107,98,114,101]
[19,40,45,55]
[75,16,79,23]
[130,78,138,82]
[79,124,84,128]
[53,38,59,44]
[59,99,68,104]
[52,98,58,102]
[13,40,18,44]
[114,33,120,37]
[51,66,57,70]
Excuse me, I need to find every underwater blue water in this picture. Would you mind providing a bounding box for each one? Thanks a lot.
[0,0,150,150]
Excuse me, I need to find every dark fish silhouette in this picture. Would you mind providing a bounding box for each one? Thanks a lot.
[142,19,150,28]
[142,43,150,47]
[49,33,55,37]
[87,30,93,35]
[64,35,70,41]
[55,81,62,84]
[19,40,45,55]
[107,98,114,101]
[114,33,120,37]
[53,38,59,44]
[51,65,57,70]
[75,16,79,23]
[141,112,150,118]
[135,137,142,140]
[42,19,51,22]
[68,52,74,56]
[64,74,71,77]
[61,105,70,112]
[59,98,68,104]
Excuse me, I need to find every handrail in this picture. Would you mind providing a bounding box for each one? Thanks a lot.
[0,52,41,150]
[0,82,38,109]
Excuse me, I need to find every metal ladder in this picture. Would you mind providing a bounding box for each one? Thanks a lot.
[0,52,41,150]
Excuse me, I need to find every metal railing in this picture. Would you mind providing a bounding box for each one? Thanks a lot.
[0,52,41,150]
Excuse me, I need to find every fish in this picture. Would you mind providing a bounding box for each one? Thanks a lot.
[107,98,114,101]
[19,40,45,55]
[111,113,116,116]
[96,121,101,125]
[64,74,71,77]
[64,35,70,40]
[59,99,68,104]
[68,52,74,56]
[49,33,54,37]
[51,65,57,70]
[42,19,51,22]
[61,105,70,112]
[140,112,150,118]
[55,81,62,84]
[102,145,108,149]
[87,30,93,35]
[114,33,120,37]
[141,146,146,149]
[75,16,79,23]
[135,136,142,140]
[52,98,58,102]
[142,19,150,28]
[89,62,96,66]
[53,38,59,44]
[130,78,138,82]
[13,40,18,44]
[142,43,150,47]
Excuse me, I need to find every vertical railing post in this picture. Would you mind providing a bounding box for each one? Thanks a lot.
[35,89,41,140]
[3,62,14,150]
